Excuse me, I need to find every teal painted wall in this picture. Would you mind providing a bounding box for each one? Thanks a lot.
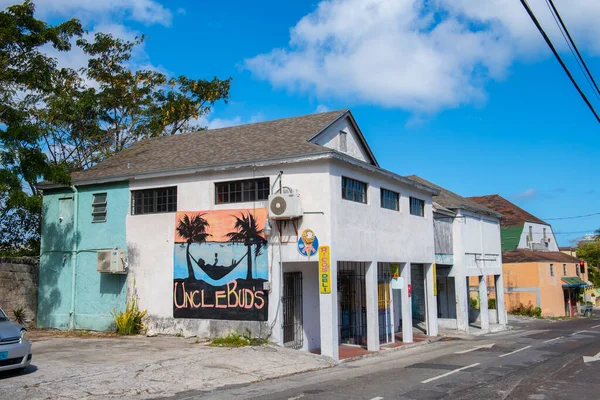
[38,182,129,331]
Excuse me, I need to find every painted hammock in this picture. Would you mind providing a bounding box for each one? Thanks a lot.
[190,253,247,281]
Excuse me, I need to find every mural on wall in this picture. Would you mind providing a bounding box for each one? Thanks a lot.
[173,209,269,321]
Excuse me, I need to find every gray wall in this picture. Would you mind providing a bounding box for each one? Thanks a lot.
[0,257,39,324]
[434,213,454,255]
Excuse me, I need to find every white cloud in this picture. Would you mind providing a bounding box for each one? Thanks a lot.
[315,104,330,113]
[198,112,266,130]
[0,0,173,26]
[516,188,538,200]
[246,0,600,112]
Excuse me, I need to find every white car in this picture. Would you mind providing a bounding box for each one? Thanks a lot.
[0,307,32,373]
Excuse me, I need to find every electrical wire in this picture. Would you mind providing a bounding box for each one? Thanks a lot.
[519,0,600,123]
[543,0,600,102]
[546,0,600,98]
[543,212,600,221]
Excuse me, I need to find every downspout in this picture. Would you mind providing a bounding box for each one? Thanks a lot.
[69,185,79,330]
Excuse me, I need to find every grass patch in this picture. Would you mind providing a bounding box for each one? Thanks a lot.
[211,329,268,347]
[509,302,542,318]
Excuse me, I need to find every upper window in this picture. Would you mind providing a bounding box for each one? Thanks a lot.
[340,131,348,152]
[410,197,425,217]
[380,188,399,211]
[342,177,367,204]
[550,263,554,277]
[92,193,107,223]
[215,178,270,204]
[131,187,177,215]
[576,264,580,276]
[563,264,567,276]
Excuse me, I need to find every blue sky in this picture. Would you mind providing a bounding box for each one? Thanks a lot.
[8,0,600,245]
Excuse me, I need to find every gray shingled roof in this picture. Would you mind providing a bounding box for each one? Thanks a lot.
[68,109,350,183]
[407,175,501,218]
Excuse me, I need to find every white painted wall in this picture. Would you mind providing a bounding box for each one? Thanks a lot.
[312,116,373,164]
[517,222,559,252]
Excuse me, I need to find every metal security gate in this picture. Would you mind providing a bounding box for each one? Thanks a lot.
[378,263,392,345]
[282,272,303,349]
[338,262,367,346]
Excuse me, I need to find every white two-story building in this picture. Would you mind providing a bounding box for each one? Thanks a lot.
[407,177,508,333]
[39,109,440,360]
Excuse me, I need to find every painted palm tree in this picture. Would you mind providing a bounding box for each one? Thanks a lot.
[176,214,211,280]
[226,212,267,280]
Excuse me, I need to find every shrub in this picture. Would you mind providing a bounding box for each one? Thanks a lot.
[111,295,147,335]
[12,306,26,325]
[211,329,268,347]
[469,297,479,310]
[488,298,497,310]
[509,302,542,318]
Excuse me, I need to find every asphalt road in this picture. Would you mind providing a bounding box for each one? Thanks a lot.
[179,314,600,400]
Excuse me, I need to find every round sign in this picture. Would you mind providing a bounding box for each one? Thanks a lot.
[298,233,319,258]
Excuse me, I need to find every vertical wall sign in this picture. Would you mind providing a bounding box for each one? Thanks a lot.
[408,284,412,297]
[318,246,331,294]
[432,263,437,296]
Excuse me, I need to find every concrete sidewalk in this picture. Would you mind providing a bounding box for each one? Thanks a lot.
[0,335,335,400]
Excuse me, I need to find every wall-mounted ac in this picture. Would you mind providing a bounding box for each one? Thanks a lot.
[545,237,551,243]
[97,249,127,274]
[268,192,303,220]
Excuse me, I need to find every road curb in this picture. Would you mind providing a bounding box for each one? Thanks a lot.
[339,336,446,363]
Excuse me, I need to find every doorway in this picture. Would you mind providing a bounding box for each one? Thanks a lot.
[282,272,303,349]
[338,262,367,346]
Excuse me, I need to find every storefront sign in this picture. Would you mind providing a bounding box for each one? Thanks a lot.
[390,263,399,279]
[408,284,412,297]
[433,264,437,296]
[298,229,319,259]
[318,246,331,294]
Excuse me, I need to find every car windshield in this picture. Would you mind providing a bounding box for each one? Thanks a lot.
[0,308,7,321]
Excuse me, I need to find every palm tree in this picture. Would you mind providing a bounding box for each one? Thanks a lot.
[176,214,211,280]
[226,212,267,280]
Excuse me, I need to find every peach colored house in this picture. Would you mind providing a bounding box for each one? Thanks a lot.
[501,250,588,317]
[468,195,591,317]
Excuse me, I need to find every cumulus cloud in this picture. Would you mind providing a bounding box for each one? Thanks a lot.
[245,0,600,112]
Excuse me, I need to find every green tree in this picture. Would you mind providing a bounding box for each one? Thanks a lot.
[76,33,231,158]
[0,1,83,253]
[577,230,600,287]
[226,213,267,280]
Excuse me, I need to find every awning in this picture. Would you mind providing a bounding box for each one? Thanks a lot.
[562,277,589,288]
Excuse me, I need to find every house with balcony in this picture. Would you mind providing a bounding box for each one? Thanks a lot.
[37,109,441,360]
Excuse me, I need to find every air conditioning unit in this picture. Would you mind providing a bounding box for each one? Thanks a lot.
[97,249,127,274]
[268,192,303,220]
[545,238,552,243]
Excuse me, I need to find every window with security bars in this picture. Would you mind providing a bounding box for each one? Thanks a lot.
[342,176,367,204]
[131,187,177,215]
[92,193,107,223]
[215,178,270,204]
[410,197,425,217]
[380,188,399,211]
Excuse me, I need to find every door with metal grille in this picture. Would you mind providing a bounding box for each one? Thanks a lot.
[378,263,392,345]
[282,272,303,349]
[338,262,367,346]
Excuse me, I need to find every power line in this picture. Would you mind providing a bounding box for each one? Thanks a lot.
[543,212,600,221]
[520,0,600,123]
[546,0,600,98]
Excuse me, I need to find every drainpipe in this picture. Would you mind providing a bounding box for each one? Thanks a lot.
[69,185,79,330]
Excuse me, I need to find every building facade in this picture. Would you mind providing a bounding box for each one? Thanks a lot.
[469,195,591,317]
[38,109,441,360]
[408,177,507,333]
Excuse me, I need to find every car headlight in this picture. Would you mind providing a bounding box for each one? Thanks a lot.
[20,329,30,343]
